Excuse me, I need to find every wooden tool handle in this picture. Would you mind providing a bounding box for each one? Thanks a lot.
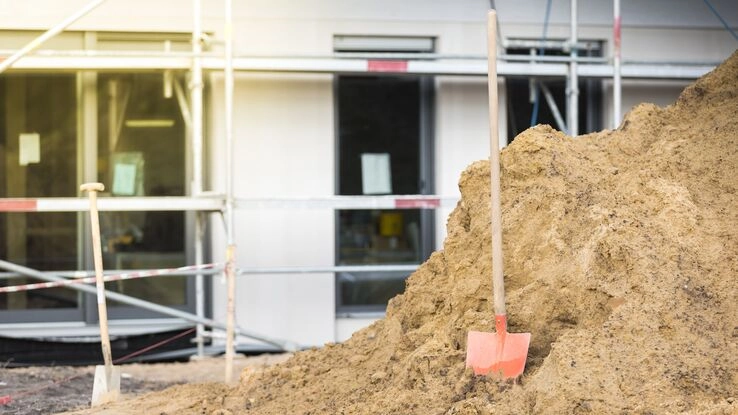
[80,183,105,193]
[487,11,507,319]
[81,182,113,369]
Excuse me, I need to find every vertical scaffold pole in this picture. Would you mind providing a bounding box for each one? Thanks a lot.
[192,0,206,358]
[613,0,622,129]
[567,0,579,136]
[224,0,237,384]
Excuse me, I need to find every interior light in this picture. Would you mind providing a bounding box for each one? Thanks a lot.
[124,119,175,128]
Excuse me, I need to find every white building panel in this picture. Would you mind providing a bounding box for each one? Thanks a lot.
[208,73,335,347]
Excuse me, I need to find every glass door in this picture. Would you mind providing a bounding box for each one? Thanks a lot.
[0,70,195,324]
[0,73,82,322]
[95,73,190,318]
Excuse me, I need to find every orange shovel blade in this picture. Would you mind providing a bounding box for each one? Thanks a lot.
[466,330,531,378]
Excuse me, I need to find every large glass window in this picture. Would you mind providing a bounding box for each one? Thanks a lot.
[335,75,434,312]
[1,30,196,329]
[0,74,80,317]
[0,70,192,322]
[96,73,188,309]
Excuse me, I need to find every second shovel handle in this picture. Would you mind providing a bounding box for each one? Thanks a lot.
[81,182,113,369]
[488,11,506,317]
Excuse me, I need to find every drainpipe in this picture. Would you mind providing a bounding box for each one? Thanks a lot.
[0,0,107,74]
[567,0,579,136]
[613,0,622,129]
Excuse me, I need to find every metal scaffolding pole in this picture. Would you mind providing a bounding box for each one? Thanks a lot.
[539,82,567,133]
[0,0,107,74]
[191,0,207,358]
[224,0,237,384]
[567,0,579,136]
[0,259,298,351]
[613,0,622,129]
[224,2,235,247]
[2,52,714,79]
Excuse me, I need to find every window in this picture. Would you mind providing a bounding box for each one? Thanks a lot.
[0,74,81,320]
[96,73,188,311]
[0,30,197,328]
[335,75,435,312]
[333,35,436,313]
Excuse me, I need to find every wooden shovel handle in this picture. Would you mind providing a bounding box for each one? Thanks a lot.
[81,182,113,369]
[487,11,507,319]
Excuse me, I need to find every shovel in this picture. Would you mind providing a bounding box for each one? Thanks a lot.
[81,183,121,406]
[465,10,531,379]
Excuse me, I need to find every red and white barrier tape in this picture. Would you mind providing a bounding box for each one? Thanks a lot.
[0,197,223,212]
[234,195,454,210]
[367,59,408,72]
[0,199,37,211]
[0,195,457,212]
[0,263,223,294]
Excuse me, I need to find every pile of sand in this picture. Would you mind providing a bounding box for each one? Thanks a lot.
[77,51,737,415]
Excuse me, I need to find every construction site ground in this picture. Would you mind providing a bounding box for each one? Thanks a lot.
[0,354,289,414]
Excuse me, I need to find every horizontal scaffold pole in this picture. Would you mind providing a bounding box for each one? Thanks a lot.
[0,259,299,352]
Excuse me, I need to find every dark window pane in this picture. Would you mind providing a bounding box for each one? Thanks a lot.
[335,75,432,309]
[96,74,188,308]
[0,74,79,311]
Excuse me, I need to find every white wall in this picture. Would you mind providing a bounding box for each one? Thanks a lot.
[208,73,336,347]
[434,77,507,248]
[335,317,379,342]
[601,79,689,129]
[0,0,222,32]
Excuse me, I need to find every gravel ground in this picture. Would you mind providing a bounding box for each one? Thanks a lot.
[0,364,177,414]
[0,354,289,414]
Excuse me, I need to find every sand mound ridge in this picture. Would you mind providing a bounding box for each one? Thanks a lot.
[77,51,738,415]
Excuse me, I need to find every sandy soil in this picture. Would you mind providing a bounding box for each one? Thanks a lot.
[31,50,738,414]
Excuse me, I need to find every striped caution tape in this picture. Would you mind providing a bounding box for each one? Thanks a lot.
[0,195,456,212]
[0,263,224,294]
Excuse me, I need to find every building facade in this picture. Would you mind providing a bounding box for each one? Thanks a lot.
[0,0,735,359]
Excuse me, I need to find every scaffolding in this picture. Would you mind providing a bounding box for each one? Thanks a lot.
[0,0,723,370]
